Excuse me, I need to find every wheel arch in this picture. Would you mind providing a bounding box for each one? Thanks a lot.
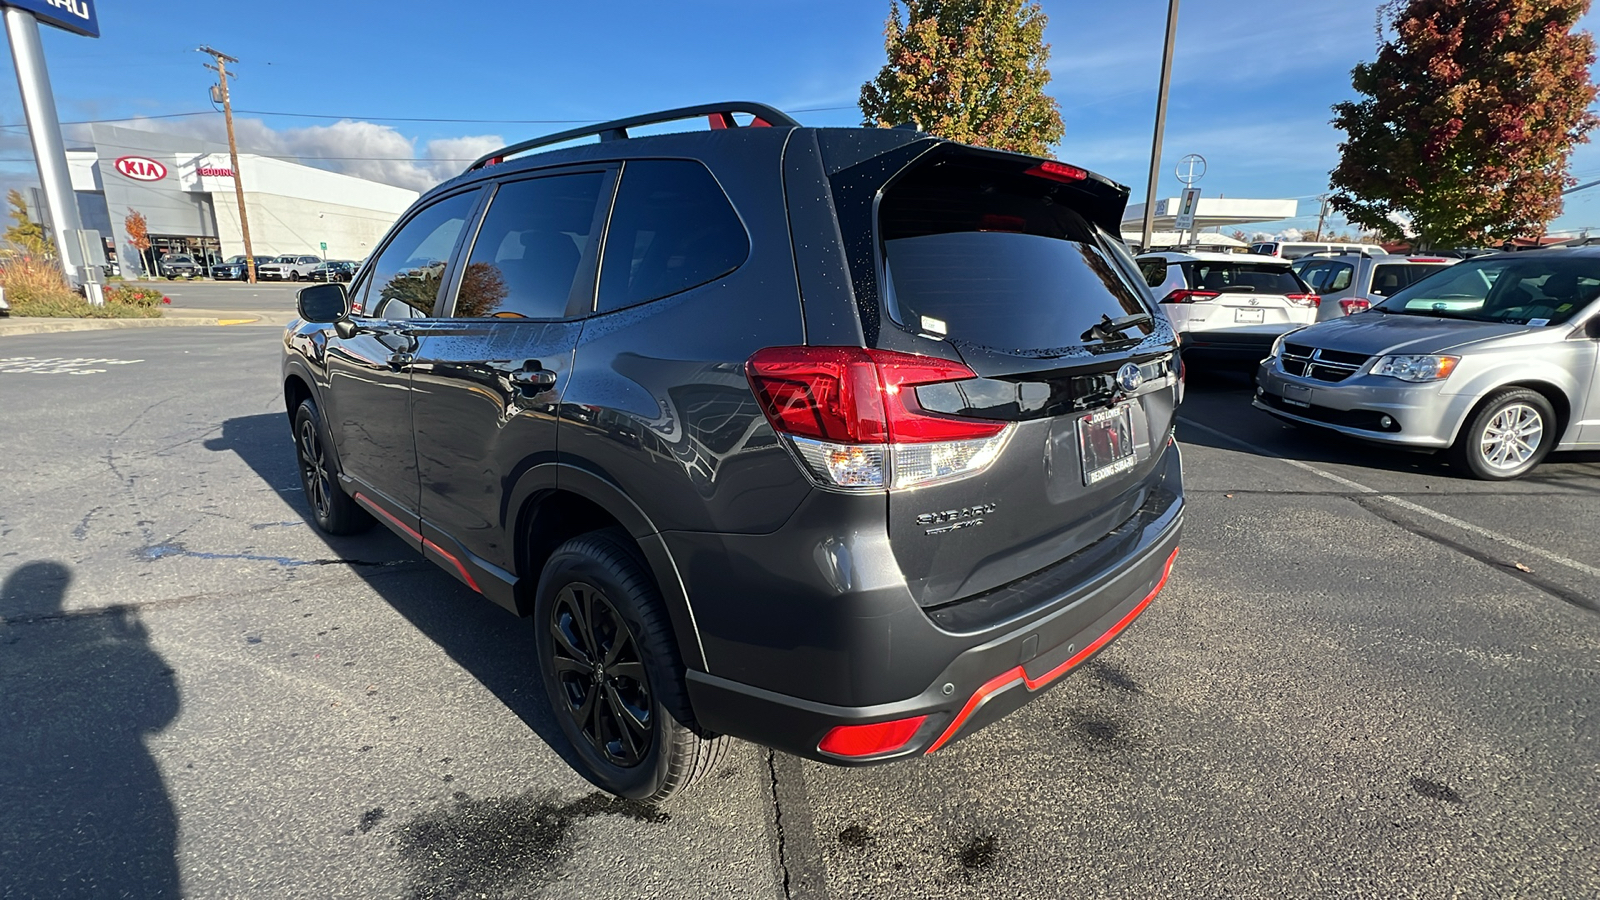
[508,463,707,671]
[1450,379,1572,447]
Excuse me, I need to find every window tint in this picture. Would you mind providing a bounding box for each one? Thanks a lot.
[1184,262,1305,294]
[1324,263,1354,292]
[1293,261,1329,291]
[453,172,606,319]
[1369,262,1441,296]
[597,160,748,313]
[364,191,478,320]
[1138,259,1168,288]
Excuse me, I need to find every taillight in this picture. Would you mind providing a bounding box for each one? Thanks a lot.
[746,347,1012,491]
[818,716,929,757]
[1286,293,1321,308]
[1025,161,1088,183]
[1339,298,1372,315]
[1161,289,1220,304]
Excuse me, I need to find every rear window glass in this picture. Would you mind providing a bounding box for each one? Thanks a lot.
[878,163,1153,351]
[1369,263,1445,296]
[597,160,748,313]
[1183,262,1305,295]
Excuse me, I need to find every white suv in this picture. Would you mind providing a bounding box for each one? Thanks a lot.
[257,255,323,281]
[1250,240,1385,260]
[1138,250,1320,362]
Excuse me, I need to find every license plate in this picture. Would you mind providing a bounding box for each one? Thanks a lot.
[1235,308,1265,324]
[1079,404,1137,485]
[1281,383,1312,408]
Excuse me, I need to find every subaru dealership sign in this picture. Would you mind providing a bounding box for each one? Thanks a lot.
[1,0,98,38]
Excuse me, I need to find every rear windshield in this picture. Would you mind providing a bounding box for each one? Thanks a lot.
[1183,261,1304,295]
[878,163,1153,351]
[1369,262,1446,296]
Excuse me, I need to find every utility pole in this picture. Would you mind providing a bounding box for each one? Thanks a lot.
[1139,0,1181,253]
[199,46,257,283]
[1313,194,1330,241]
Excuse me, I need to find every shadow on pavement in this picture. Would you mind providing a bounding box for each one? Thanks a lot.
[204,413,582,771]
[0,561,181,898]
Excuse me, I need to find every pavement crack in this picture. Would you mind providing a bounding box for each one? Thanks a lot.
[767,749,794,900]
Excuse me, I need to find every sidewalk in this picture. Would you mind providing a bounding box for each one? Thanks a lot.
[0,307,290,337]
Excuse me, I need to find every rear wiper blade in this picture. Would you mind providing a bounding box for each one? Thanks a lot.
[1081,312,1153,343]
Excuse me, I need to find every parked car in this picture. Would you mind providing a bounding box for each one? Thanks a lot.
[1138,250,1320,361]
[159,253,203,279]
[258,255,323,281]
[308,261,356,283]
[211,255,274,280]
[1293,254,1460,321]
[1256,249,1600,480]
[283,102,1185,802]
[1249,240,1385,260]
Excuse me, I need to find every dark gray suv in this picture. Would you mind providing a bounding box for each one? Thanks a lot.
[282,103,1185,801]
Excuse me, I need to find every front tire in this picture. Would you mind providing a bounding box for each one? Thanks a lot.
[534,529,727,803]
[1448,388,1556,481]
[292,398,373,534]
[290,272,302,282]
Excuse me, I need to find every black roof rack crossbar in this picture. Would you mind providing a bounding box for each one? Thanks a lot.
[466,102,800,172]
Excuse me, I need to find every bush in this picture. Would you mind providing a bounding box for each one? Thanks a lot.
[2,255,164,318]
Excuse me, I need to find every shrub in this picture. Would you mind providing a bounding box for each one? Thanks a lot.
[104,284,167,308]
[2,256,163,318]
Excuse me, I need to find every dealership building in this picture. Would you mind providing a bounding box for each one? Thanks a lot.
[58,123,420,275]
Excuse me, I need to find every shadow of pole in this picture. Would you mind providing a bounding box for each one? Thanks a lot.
[205,413,581,771]
[0,561,182,898]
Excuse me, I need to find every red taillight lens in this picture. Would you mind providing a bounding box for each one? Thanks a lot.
[1024,161,1088,183]
[818,716,929,757]
[1286,293,1321,308]
[1340,298,1372,315]
[1161,289,1220,304]
[746,347,1004,444]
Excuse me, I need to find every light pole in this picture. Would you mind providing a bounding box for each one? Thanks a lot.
[1139,0,1181,252]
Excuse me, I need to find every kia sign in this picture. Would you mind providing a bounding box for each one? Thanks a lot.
[0,0,99,38]
[114,156,168,182]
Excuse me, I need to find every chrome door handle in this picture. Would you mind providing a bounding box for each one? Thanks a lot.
[510,366,558,390]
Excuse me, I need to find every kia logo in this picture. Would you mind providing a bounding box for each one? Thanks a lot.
[114,156,167,181]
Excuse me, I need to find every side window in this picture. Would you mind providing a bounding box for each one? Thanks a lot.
[1325,263,1354,292]
[1138,259,1168,288]
[1296,261,1329,291]
[452,172,606,319]
[363,191,479,320]
[597,160,748,313]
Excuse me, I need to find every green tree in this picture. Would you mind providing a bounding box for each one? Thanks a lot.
[1330,0,1599,249]
[859,0,1064,156]
[4,189,53,258]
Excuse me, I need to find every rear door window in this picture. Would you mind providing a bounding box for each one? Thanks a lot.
[1323,263,1354,292]
[452,171,607,319]
[597,160,748,313]
[1370,263,1441,296]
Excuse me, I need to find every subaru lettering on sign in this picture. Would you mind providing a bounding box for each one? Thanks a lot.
[0,0,100,39]
[114,156,168,182]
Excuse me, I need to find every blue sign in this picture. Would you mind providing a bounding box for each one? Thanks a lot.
[1,0,99,38]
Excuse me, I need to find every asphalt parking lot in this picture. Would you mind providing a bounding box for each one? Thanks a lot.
[1,324,1596,899]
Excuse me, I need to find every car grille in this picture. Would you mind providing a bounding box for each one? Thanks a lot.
[1281,343,1370,383]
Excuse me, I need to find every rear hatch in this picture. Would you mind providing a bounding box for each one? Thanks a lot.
[824,143,1180,611]
[1177,259,1318,331]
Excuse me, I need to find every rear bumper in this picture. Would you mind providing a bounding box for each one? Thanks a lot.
[681,449,1184,764]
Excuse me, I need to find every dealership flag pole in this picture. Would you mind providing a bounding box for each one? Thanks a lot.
[200,46,256,284]
[1139,0,1180,253]
[4,6,87,289]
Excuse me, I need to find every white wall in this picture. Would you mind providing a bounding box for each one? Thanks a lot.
[211,191,402,261]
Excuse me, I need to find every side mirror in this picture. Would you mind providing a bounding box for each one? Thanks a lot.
[297,282,350,325]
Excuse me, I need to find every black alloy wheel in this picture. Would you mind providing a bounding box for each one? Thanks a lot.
[549,581,653,767]
[291,399,372,535]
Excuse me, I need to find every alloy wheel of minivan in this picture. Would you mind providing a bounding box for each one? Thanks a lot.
[1450,389,1556,481]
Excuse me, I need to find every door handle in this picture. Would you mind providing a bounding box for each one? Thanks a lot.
[387,352,415,370]
[510,362,558,391]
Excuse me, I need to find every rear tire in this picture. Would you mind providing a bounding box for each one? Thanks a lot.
[534,528,728,803]
[1448,388,1556,481]
[292,398,373,534]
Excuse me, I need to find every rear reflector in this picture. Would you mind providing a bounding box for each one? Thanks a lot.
[1339,298,1372,315]
[818,716,928,757]
[1161,289,1220,304]
[1025,161,1088,183]
[1286,293,1321,308]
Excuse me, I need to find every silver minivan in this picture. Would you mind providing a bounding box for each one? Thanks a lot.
[1255,249,1600,480]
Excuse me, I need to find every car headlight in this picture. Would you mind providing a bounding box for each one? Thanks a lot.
[1370,355,1460,382]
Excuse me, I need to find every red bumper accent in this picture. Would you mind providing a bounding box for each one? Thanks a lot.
[925,545,1180,754]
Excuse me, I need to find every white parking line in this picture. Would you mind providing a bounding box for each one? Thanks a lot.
[1178,417,1600,580]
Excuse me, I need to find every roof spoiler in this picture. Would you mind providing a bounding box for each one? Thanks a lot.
[465,102,800,173]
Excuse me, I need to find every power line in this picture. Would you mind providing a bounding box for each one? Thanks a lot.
[0,104,858,131]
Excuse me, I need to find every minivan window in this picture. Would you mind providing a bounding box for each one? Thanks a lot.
[878,162,1153,351]
[597,160,748,313]
[362,190,478,320]
[454,172,605,319]
[1368,262,1440,296]
[1376,256,1600,325]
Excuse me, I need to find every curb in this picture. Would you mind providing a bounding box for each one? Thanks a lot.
[0,316,239,337]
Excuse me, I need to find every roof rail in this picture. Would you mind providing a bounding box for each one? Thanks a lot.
[465,102,801,173]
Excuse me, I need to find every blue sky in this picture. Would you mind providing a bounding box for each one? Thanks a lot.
[4,0,1600,238]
